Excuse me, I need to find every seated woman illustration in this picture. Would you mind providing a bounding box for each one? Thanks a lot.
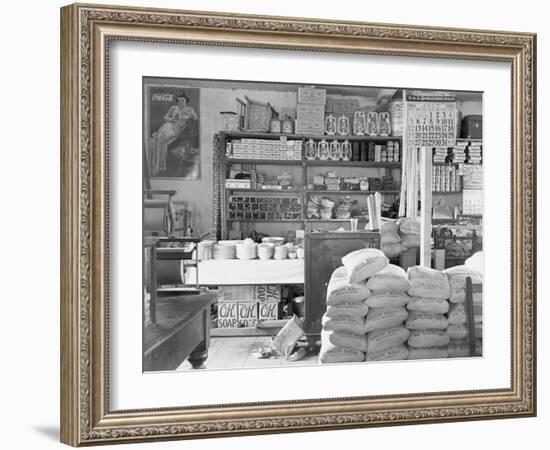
[150,91,198,177]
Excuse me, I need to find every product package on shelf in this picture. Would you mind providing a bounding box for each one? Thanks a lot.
[432,165,461,193]
[229,138,303,161]
[388,101,403,136]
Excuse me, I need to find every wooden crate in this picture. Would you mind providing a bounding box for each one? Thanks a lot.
[244,96,275,132]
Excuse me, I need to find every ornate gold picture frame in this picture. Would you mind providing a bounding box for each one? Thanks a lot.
[60,3,536,446]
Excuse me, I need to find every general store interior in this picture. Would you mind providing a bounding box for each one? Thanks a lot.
[143,78,484,371]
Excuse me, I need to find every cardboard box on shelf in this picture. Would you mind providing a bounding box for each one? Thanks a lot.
[296,118,324,135]
[298,87,326,105]
[327,98,360,117]
[297,103,325,121]
[219,285,255,302]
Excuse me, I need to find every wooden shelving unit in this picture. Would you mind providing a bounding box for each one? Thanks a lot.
[217,131,403,239]
[223,130,401,142]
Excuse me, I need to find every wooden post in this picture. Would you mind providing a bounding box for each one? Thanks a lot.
[419,146,432,267]
[399,89,408,217]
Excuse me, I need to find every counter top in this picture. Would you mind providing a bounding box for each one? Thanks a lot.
[184,258,304,285]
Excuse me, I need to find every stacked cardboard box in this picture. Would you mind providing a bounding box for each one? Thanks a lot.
[433,147,448,164]
[230,138,302,160]
[217,285,281,328]
[466,142,482,164]
[432,165,461,193]
[296,87,326,135]
[450,141,468,163]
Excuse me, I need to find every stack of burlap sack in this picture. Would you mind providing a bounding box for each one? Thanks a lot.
[444,264,483,357]
[380,221,406,259]
[397,217,421,249]
[364,264,412,361]
[405,266,451,359]
[320,248,395,363]
[319,265,372,364]
[319,247,483,364]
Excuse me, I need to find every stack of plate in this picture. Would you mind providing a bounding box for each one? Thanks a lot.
[258,243,274,260]
[236,241,257,260]
[213,241,237,259]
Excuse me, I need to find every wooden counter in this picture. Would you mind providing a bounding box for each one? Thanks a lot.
[143,291,220,371]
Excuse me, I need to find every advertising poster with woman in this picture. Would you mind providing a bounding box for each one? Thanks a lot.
[144,82,200,179]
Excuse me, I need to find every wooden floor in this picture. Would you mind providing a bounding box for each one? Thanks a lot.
[177,336,318,371]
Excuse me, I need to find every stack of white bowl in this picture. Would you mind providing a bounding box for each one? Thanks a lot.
[258,243,274,260]
[235,239,257,260]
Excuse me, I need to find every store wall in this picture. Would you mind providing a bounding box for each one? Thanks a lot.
[149,88,299,236]
[148,93,482,235]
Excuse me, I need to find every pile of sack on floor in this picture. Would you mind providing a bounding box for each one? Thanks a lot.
[319,248,483,364]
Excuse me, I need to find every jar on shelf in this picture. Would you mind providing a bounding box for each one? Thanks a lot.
[341,140,352,161]
[317,139,329,160]
[329,140,341,160]
[281,118,294,134]
[305,138,317,160]
[337,114,350,136]
[269,118,282,134]
[325,114,337,135]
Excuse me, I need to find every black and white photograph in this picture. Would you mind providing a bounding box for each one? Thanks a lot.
[142,77,484,372]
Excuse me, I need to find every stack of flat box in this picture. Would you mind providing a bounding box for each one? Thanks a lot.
[433,147,448,164]
[466,142,482,164]
[451,141,468,163]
